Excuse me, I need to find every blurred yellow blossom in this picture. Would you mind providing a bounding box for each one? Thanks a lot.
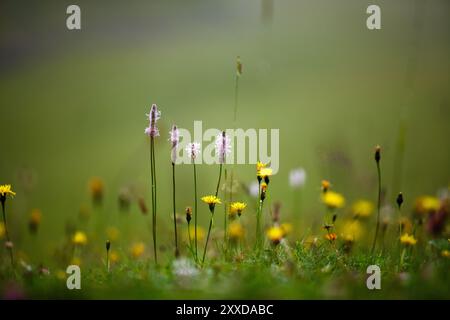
[322,191,345,209]
[229,202,247,217]
[228,221,245,240]
[351,200,374,218]
[186,225,205,242]
[110,250,120,263]
[266,226,284,245]
[72,231,88,246]
[280,223,293,236]
[341,220,363,242]
[131,242,145,259]
[414,196,440,214]
[400,233,417,246]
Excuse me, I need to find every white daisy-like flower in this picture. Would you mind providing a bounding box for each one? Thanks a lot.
[289,168,306,188]
[186,142,201,160]
[215,131,232,164]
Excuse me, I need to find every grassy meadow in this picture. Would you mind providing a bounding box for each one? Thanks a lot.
[0,0,449,299]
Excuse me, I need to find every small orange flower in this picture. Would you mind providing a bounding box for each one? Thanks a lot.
[325,233,337,242]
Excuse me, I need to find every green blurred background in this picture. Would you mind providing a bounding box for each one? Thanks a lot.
[0,0,449,265]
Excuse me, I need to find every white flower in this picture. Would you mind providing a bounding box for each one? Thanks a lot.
[248,181,260,198]
[145,104,161,137]
[289,168,306,188]
[215,131,231,164]
[172,257,199,277]
[186,142,201,160]
[169,125,179,164]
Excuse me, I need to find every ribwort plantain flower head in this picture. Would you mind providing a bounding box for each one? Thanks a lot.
[215,131,231,164]
[186,142,201,160]
[169,125,179,164]
[145,104,161,137]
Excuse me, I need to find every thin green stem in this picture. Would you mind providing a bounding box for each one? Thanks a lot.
[223,169,228,243]
[172,163,179,257]
[233,74,239,125]
[150,137,158,264]
[202,212,214,264]
[371,162,382,255]
[193,162,198,262]
[1,200,14,266]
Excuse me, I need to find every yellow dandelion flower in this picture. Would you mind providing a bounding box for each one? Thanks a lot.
[322,191,345,209]
[0,221,5,239]
[256,161,266,174]
[106,226,120,241]
[441,250,450,258]
[187,225,205,242]
[341,220,363,242]
[131,242,145,259]
[325,232,337,241]
[201,195,221,205]
[258,168,273,178]
[228,221,245,240]
[400,233,417,246]
[414,196,440,214]
[280,223,293,236]
[0,184,16,198]
[351,200,374,218]
[109,250,120,263]
[72,231,88,246]
[230,202,247,217]
[266,226,284,245]
[201,195,221,211]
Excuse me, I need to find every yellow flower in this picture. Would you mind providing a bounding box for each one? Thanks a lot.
[228,221,245,240]
[258,168,273,178]
[341,220,363,242]
[110,250,120,263]
[400,233,417,246]
[106,226,120,241]
[351,200,374,218]
[0,221,5,239]
[441,250,450,258]
[230,202,247,217]
[266,226,284,245]
[256,161,267,174]
[72,231,88,246]
[414,196,440,214]
[201,195,221,205]
[0,184,16,198]
[186,225,205,242]
[322,191,345,209]
[131,242,145,259]
[280,223,293,236]
[201,195,221,211]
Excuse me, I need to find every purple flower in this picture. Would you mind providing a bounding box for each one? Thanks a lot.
[145,104,161,137]
[186,142,201,160]
[169,125,179,164]
[215,131,231,164]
